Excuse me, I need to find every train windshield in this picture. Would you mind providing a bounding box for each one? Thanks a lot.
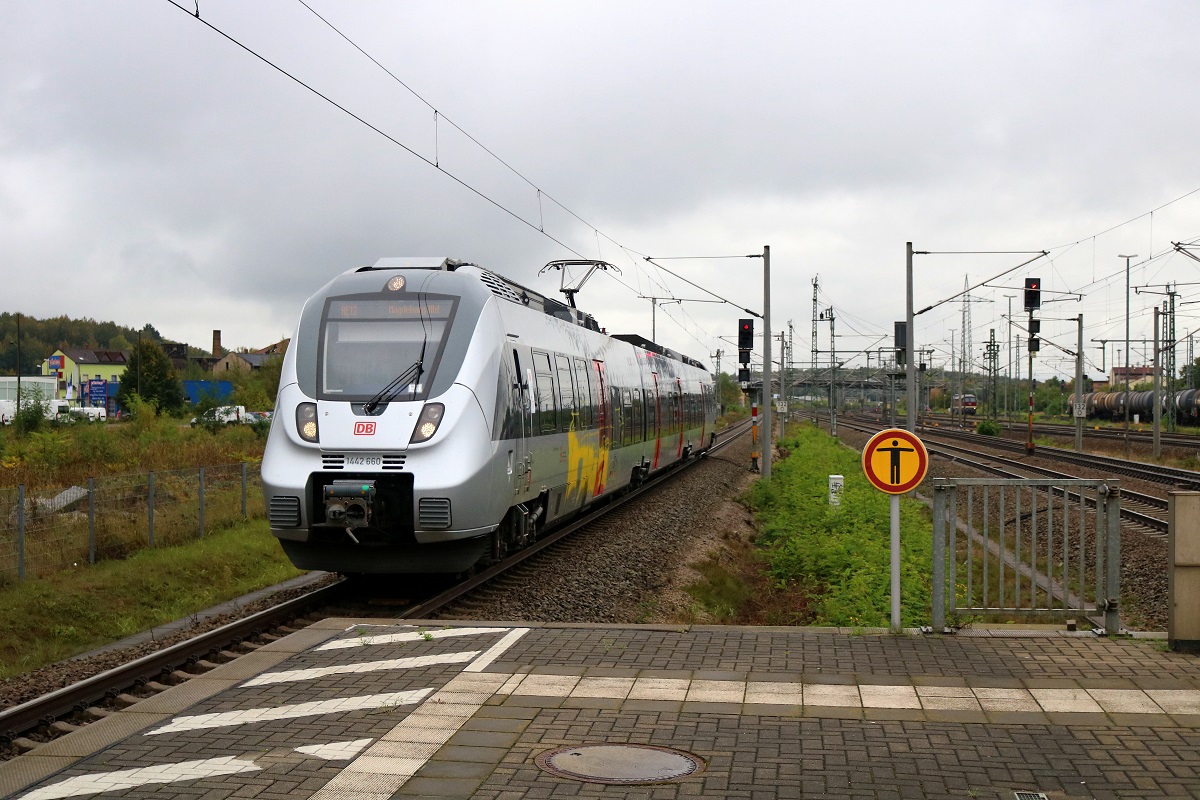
[317,294,459,402]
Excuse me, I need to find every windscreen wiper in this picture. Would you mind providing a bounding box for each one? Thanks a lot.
[362,338,427,415]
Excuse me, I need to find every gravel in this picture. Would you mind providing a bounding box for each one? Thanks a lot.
[436,433,756,623]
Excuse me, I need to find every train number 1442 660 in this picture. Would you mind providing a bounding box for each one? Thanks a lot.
[347,455,382,467]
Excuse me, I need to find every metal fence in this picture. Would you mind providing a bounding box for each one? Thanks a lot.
[930,477,1121,635]
[0,463,263,582]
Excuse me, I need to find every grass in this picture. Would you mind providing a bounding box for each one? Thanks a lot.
[686,421,935,628]
[0,412,266,490]
[0,519,302,678]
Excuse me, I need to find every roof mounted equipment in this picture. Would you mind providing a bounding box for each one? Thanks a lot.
[539,259,621,308]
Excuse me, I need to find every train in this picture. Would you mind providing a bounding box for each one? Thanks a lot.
[950,393,977,416]
[261,257,720,574]
[1067,390,1200,424]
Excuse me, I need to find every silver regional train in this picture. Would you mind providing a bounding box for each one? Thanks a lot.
[262,258,719,574]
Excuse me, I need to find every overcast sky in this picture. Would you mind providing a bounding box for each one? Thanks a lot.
[4,1,1200,383]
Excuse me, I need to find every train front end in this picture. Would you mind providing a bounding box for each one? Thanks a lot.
[262,259,510,574]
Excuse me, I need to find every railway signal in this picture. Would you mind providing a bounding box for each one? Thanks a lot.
[1024,278,1041,311]
[738,319,753,364]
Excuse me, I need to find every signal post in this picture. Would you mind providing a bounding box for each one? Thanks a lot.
[739,318,758,472]
[1024,278,1041,452]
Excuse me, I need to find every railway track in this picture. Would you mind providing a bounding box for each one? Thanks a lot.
[401,417,753,619]
[921,412,1200,449]
[0,418,752,756]
[812,412,1172,631]
[829,414,1174,534]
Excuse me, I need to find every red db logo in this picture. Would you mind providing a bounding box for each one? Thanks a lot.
[354,421,376,436]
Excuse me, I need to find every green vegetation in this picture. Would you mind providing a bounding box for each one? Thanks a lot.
[0,519,302,678]
[0,399,265,488]
[730,423,933,627]
[117,339,184,413]
[0,314,166,377]
[975,419,1001,436]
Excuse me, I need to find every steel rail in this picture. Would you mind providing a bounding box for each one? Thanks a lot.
[402,418,754,619]
[0,581,347,742]
[1,418,753,745]
[832,416,1168,533]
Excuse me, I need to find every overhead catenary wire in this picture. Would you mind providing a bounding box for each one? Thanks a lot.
[164,0,587,259]
[166,1,759,359]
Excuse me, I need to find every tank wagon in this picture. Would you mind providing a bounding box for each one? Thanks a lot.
[1068,390,1200,423]
[262,258,718,574]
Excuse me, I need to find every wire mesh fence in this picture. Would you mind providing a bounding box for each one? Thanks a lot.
[0,463,263,583]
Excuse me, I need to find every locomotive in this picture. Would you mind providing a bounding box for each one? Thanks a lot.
[261,258,719,574]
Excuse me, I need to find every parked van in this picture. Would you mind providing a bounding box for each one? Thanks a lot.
[70,406,107,422]
[190,405,247,427]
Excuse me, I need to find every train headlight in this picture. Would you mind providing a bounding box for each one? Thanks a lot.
[296,402,319,443]
[409,403,444,444]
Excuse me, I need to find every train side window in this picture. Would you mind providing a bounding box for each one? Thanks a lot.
[611,385,623,443]
[647,375,658,438]
[555,355,576,431]
[631,388,644,443]
[621,388,633,445]
[533,351,556,434]
[572,358,592,429]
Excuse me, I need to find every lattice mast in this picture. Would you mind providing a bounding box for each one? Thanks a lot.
[811,276,819,371]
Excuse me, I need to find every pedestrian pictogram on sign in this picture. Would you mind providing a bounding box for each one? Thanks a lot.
[861,428,929,494]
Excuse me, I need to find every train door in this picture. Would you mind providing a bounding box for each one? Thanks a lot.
[674,377,685,458]
[511,348,533,496]
[650,372,662,469]
[593,359,610,495]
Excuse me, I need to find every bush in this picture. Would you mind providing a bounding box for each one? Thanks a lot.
[12,394,49,436]
[747,424,934,627]
[975,419,1002,436]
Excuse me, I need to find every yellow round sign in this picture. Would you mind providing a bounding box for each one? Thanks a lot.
[861,428,929,494]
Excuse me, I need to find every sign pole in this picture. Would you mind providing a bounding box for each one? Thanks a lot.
[890,494,900,633]
[861,427,929,635]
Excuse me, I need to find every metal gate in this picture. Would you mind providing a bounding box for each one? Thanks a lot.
[930,478,1121,635]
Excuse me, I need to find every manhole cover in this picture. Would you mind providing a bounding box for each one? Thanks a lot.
[535,743,703,784]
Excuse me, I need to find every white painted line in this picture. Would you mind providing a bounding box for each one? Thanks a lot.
[860,684,921,709]
[1029,688,1104,714]
[1145,689,1200,714]
[973,687,1040,713]
[295,739,374,761]
[685,680,745,704]
[802,684,862,707]
[1086,688,1165,715]
[146,689,433,735]
[241,651,480,686]
[317,627,511,650]
[19,756,261,800]
[628,677,690,701]
[312,672,509,800]
[511,674,580,697]
[570,677,635,699]
[464,627,529,672]
[745,681,804,705]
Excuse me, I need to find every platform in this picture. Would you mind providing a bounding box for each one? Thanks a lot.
[3,622,1200,799]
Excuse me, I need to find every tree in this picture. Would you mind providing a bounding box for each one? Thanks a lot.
[229,355,284,410]
[117,340,184,413]
[715,372,745,411]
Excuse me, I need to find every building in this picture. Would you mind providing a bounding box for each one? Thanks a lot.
[1109,366,1155,384]
[0,376,57,402]
[40,348,128,411]
[214,351,277,373]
